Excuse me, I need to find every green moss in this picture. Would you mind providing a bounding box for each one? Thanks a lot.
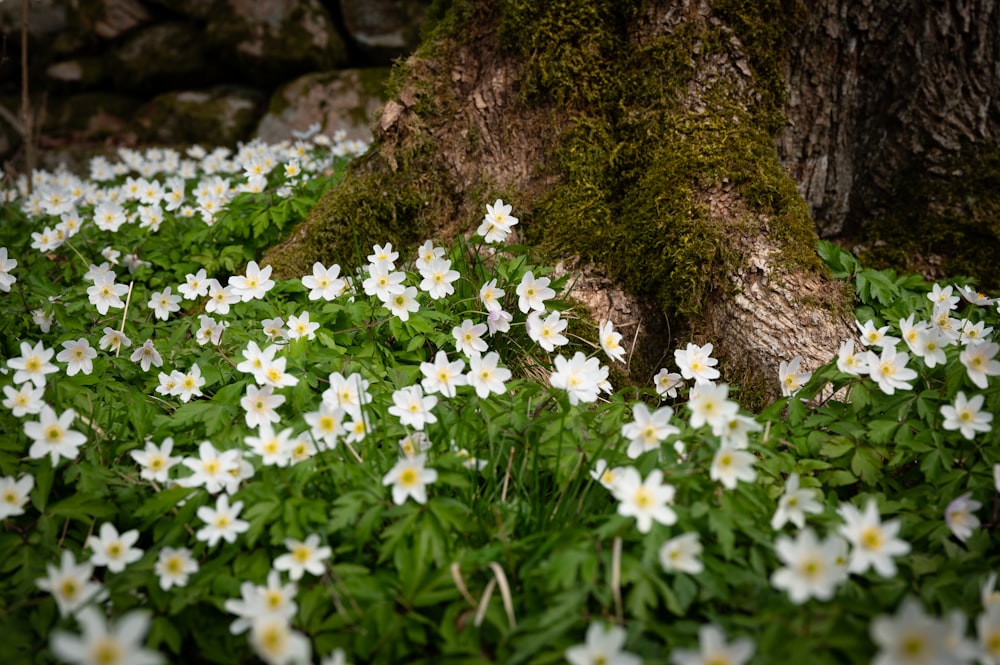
[502,1,820,321]
[860,148,1000,290]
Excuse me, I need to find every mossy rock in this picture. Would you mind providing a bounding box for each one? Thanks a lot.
[135,88,263,146]
[204,0,347,87]
[255,68,391,143]
[111,22,215,93]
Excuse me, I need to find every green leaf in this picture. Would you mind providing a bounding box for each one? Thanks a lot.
[850,447,883,485]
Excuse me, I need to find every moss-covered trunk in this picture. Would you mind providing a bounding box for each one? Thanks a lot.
[263,0,857,404]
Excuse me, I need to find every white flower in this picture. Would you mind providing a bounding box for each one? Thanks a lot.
[477,199,519,244]
[940,391,993,439]
[261,316,287,341]
[196,315,227,346]
[958,284,996,307]
[590,459,622,490]
[599,320,626,363]
[550,352,608,405]
[867,345,918,395]
[687,382,738,431]
[241,384,286,428]
[249,616,311,665]
[420,350,467,398]
[836,339,869,376]
[25,405,87,465]
[770,528,848,604]
[899,314,931,354]
[382,454,438,505]
[716,412,762,450]
[979,605,1000,665]
[771,473,823,530]
[176,364,206,402]
[526,310,568,352]
[515,271,555,314]
[928,283,960,310]
[654,368,684,398]
[155,547,198,591]
[204,278,239,315]
[911,329,950,368]
[178,268,209,300]
[479,278,505,312]
[88,522,143,573]
[51,606,163,665]
[944,492,981,543]
[286,311,319,340]
[611,467,677,533]
[452,319,488,356]
[321,648,351,665]
[245,422,295,467]
[147,287,181,320]
[960,319,993,345]
[99,327,131,353]
[566,623,641,665]
[362,259,405,301]
[415,239,445,272]
[418,257,460,300]
[196,494,249,547]
[778,356,812,397]
[129,339,163,372]
[466,351,511,398]
[87,274,129,315]
[2,382,45,417]
[871,597,952,665]
[621,402,680,459]
[0,246,17,292]
[710,445,757,490]
[229,260,275,302]
[223,570,297,635]
[257,353,299,389]
[0,473,34,519]
[56,337,97,376]
[960,341,1000,389]
[669,624,755,665]
[387,384,438,431]
[179,441,242,494]
[273,534,332,581]
[837,499,910,577]
[857,319,901,348]
[674,342,720,385]
[659,532,704,574]
[386,286,420,321]
[36,550,105,617]
[8,340,59,387]
[304,402,345,450]
[367,242,399,268]
[322,372,371,415]
[485,309,513,336]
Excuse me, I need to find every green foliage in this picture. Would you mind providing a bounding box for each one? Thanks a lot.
[1,140,999,663]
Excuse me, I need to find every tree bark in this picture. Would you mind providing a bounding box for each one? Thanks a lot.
[779,0,1000,240]
[271,0,993,401]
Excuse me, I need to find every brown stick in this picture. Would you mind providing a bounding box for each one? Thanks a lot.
[20,0,35,191]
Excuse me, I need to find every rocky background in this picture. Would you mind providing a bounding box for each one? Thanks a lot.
[0,0,429,170]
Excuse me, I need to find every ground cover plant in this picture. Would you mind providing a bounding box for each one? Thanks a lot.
[0,129,999,665]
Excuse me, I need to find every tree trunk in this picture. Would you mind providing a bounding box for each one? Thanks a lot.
[265,0,997,401]
[779,0,1000,239]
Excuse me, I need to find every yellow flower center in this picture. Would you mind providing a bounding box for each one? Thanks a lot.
[91,638,122,665]
[399,468,419,488]
[860,526,883,550]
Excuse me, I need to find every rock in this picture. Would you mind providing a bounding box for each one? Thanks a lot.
[143,0,221,20]
[111,22,215,92]
[0,0,70,39]
[82,0,153,40]
[45,58,109,90]
[339,0,428,64]
[205,0,347,86]
[136,88,263,146]
[41,93,140,139]
[255,68,390,143]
